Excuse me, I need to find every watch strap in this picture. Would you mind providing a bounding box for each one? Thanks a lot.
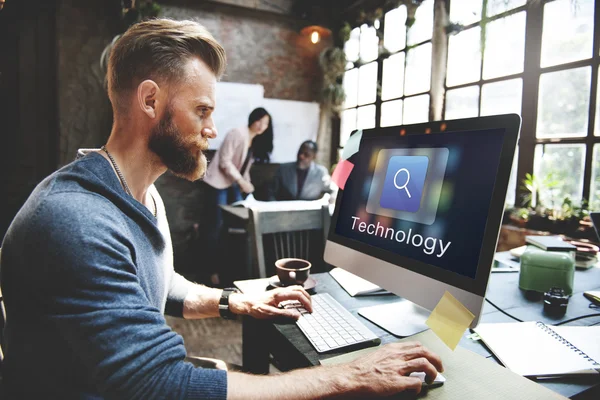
[219,288,240,320]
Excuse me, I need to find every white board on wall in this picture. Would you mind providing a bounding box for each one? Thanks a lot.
[211,82,264,150]
[261,98,320,163]
[210,82,320,164]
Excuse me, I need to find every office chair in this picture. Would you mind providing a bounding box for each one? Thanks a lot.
[248,205,331,278]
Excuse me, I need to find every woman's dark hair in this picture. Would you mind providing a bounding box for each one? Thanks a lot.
[248,107,273,164]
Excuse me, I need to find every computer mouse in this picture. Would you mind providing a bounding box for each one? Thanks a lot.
[409,371,446,388]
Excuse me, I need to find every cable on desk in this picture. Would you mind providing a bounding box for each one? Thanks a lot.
[484,298,524,322]
[486,298,600,325]
[553,313,600,326]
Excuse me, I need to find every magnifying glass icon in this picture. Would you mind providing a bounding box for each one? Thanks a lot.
[393,168,411,198]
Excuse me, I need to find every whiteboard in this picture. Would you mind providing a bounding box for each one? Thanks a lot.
[210,82,321,164]
[211,82,264,150]
[261,98,320,163]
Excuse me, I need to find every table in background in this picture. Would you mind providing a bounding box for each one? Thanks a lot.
[237,267,600,399]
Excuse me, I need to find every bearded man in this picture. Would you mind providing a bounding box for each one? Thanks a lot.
[0,18,442,399]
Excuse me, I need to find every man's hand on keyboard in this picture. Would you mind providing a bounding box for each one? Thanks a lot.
[344,341,444,396]
[229,285,313,320]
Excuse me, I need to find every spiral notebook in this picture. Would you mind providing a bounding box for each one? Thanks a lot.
[474,321,600,377]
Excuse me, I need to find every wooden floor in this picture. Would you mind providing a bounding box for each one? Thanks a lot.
[166,315,244,366]
[166,315,281,374]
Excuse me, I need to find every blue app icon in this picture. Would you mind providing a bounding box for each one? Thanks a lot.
[380,156,429,213]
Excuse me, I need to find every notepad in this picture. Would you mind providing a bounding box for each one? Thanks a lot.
[329,267,390,296]
[474,321,600,377]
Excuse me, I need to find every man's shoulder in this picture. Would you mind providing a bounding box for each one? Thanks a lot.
[10,162,124,240]
[314,163,330,176]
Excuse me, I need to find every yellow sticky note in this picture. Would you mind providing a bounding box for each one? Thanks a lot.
[425,291,475,351]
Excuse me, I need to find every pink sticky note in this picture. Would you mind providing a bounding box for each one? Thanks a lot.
[331,160,354,190]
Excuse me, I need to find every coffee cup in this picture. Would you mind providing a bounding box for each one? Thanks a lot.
[275,258,311,286]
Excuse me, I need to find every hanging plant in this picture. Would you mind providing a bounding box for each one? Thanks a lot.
[339,22,352,44]
[319,47,347,112]
[121,0,161,28]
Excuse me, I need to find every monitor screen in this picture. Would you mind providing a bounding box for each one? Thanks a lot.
[334,128,505,281]
[326,115,520,311]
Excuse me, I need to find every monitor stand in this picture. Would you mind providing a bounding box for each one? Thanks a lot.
[358,300,430,337]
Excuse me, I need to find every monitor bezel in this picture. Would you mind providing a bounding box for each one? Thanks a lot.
[326,114,521,297]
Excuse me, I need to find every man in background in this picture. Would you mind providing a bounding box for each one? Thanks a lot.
[270,140,333,201]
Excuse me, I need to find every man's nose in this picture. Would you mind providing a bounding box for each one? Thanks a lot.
[202,118,217,139]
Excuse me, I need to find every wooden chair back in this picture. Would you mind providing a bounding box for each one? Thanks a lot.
[248,206,331,278]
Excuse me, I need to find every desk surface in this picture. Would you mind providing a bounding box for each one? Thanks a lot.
[238,268,600,399]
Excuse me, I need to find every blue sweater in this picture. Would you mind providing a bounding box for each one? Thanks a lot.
[1,152,227,399]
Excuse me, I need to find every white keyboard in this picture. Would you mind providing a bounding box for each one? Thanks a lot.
[291,293,381,353]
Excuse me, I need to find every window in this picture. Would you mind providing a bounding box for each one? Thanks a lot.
[531,0,597,207]
[445,0,526,206]
[339,1,434,161]
[338,0,600,211]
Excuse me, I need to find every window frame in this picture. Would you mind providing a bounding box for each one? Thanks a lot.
[337,0,600,209]
[515,0,599,207]
[337,3,435,159]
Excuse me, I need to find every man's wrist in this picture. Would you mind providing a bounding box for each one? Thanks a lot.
[331,364,364,396]
[228,292,248,315]
[219,288,241,319]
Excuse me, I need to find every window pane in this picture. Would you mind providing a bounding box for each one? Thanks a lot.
[591,144,600,209]
[405,43,431,96]
[344,27,360,63]
[483,12,526,80]
[357,62,377,106]
[537,67,591,138]
[534,144,585,207]
[357,105,376,130]
[447,27,481,87]
[382,52,405,101]
[505,147,519,207]
[340,108,357,147]
[403,94,429,125]
[487,0,526,17]
[449,0,482,25]
[541,0,594,68]
[360,25,379,63]
[343,68,359,108]
[384,5,407,52]
[407,0,434,46]
[481,78,522,116]
[381,99,403,127]
[445,85,479,120]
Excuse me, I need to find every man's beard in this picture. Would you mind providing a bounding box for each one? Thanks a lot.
[149,109,207,181]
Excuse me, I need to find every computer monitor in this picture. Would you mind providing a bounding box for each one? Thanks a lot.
[324,114,521,336]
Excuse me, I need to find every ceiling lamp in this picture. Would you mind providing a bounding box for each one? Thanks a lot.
[301,25,332,44]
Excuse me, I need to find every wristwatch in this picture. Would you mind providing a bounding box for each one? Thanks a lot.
[219,288,240,320]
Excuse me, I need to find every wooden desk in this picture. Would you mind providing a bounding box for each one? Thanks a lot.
[237,268,600,399]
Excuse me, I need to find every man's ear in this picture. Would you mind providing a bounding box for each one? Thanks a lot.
[137,80,160,119]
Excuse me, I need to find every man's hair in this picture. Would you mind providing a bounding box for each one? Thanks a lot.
[300,140,318,153]
[107,18,226,110]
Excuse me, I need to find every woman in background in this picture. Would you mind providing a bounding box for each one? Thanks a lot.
[203,107,272,284]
